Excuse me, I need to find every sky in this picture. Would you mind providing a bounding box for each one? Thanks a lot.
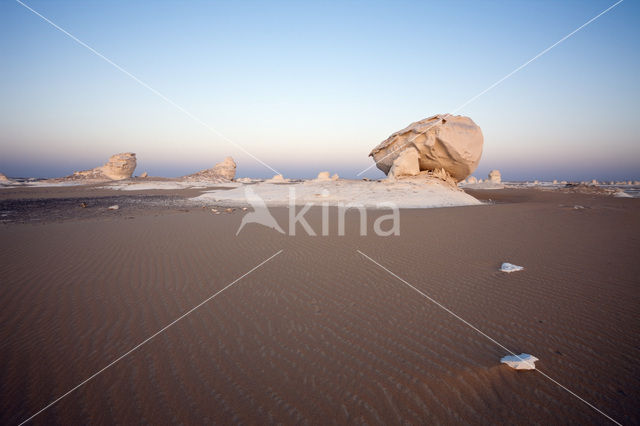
[1,0,638,181]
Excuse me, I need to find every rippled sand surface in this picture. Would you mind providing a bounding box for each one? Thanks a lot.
[1,188,638,424]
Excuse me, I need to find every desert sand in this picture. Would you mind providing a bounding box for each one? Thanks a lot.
[1,185,639,424]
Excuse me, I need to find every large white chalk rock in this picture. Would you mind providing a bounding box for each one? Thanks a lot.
[488,170,501,183]
[0,172,12,183]
[369,114,483,182]
[183,157,236,181]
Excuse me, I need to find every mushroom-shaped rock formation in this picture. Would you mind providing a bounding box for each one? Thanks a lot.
[183,157,236,181]
[369,114,483,182]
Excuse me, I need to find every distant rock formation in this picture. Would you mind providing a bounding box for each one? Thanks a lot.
[139,172,148,178]
[560,182,626,197]
[0,172,12,183]
[369,114,483,182]
[183,157,236,181]
[265,174,288,183]
[460,169,504,190]
[314,172,339,181]
[488,170,501,183]
[63,153,137,181]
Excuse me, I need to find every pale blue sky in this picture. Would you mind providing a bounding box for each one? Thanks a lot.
[1,0,638,180]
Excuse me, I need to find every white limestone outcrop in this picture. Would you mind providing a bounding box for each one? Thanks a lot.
[369,114,483,182]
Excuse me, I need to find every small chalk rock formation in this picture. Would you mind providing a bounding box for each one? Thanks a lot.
[463,170,504,189]
[183,157,236,181]
[139,172,148,178]
[369,114,483,182]
[64,153,137,181]
[314,172,339,181]
[0,172,12,183]
[315,171,329,180]
[265,174,288,183]
[488,170,501,183]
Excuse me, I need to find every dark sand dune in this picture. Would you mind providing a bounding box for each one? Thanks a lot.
[0,188,638,424]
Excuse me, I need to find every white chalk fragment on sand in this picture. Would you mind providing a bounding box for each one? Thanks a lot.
[501,353,539,370]
[500,262,524,273]
[107,205,119,210]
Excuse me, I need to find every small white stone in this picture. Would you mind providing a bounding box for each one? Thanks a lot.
[500,262,523,273]
[501,353,538,370]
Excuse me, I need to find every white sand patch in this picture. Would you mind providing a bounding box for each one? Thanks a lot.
[22,182,87,188]
[193,179,481,208]
[105,181,241,191]
[461,181,505,190]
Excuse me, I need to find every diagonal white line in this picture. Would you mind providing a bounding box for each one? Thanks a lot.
[357,249,622,425]
[17,249,283,425]
[14,0,281,176]
[357,0,624,176]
